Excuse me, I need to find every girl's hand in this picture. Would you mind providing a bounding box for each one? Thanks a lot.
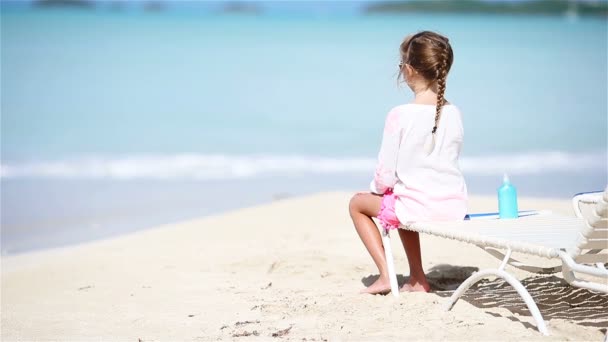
[357,191,384,197]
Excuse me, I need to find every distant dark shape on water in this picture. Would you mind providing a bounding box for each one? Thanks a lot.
[108,1,126,12]
[33,0,95,9]
[364,0,608,17]
[143,1,166,13]
[222,1,263,15]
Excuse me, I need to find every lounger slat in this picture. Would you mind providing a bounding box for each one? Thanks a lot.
[588,229,608,239]
[589,218,608,229]
[575,252,608,264]
[580,239,608,250]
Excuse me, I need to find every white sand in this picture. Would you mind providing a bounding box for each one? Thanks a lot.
[2,192,606,341]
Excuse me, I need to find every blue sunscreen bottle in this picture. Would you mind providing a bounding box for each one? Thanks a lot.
[498,174,518,219]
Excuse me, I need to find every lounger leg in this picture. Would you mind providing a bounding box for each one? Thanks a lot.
[444,269,549,336]
[561,261,576,284]
[559,251,608,293]
[381,228,399,297]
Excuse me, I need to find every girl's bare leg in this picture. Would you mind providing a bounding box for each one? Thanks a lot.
[348,192,390,294]
[397,230,430,292]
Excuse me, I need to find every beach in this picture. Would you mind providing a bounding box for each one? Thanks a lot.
[2,3,607,341]
[2,192,606,341]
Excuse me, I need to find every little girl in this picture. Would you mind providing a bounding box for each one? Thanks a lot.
[349,31,467,295]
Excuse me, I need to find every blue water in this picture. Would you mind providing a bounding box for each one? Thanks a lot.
[1,7,607,254]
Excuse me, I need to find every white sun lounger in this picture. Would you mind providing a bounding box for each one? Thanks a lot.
[380,188,608,335]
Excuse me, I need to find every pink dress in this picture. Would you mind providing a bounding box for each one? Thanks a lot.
[371,104,468,230]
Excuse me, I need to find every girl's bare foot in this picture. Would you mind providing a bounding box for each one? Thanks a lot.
[360,276,391,295]
[400,279,431,293]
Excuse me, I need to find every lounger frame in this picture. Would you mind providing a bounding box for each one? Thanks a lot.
[380,190,608,336]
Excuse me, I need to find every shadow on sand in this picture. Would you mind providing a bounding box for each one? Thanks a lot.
[361,264,479,291]
[362,264,608,330]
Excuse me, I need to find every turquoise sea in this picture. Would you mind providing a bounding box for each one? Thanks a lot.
[2,5,607,254]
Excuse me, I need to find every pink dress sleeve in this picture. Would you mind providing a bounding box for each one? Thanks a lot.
[370,108,401,195]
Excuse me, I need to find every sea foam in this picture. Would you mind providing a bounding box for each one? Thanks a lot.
[1,151,605,180]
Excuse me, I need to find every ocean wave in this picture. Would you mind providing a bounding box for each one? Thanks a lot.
[1,151,605,180]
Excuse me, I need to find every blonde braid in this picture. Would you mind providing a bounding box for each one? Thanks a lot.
[433,46,449,134]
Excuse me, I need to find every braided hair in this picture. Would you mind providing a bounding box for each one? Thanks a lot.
[433,47,449,135]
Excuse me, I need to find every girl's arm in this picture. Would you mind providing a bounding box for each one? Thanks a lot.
[370,109,401,195]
